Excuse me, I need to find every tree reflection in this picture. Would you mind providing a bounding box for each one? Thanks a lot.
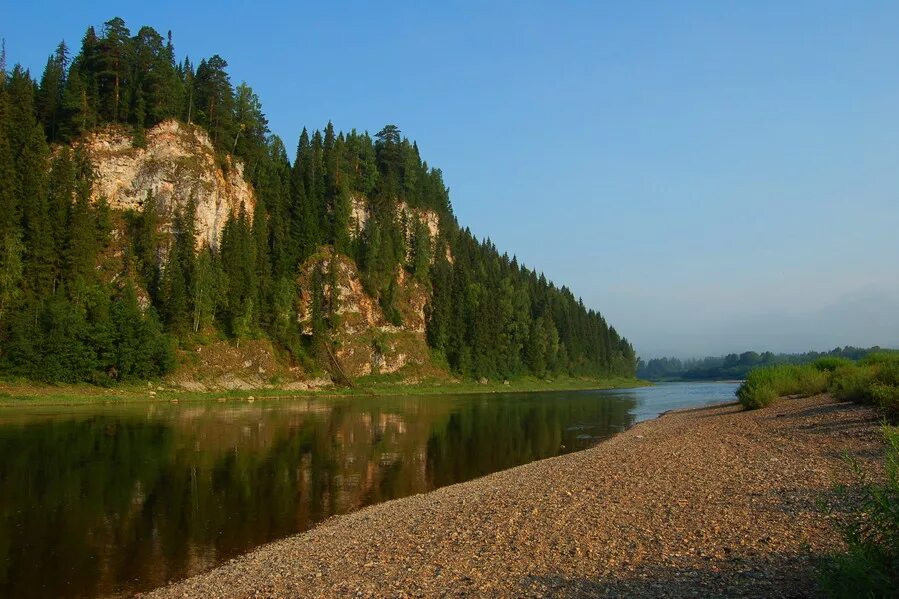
[0,392,635,598]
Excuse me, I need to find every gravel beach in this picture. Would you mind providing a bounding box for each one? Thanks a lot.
[145,394,885,598]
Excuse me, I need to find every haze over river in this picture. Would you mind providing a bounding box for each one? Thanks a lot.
[0,382,738,598]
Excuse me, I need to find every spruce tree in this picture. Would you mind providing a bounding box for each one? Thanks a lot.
[37,42,68,141]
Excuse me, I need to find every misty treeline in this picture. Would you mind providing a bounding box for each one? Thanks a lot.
[637,346,882,381]
[0,17,636,384]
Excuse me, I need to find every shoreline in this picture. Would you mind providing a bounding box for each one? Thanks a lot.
[0,376,649,408]
[145,393,885,598]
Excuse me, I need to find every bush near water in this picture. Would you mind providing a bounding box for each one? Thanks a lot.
[736,351,899,417]
[736,351,899,598]
[818,426,899,599]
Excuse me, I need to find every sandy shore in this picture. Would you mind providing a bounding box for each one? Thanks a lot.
[145,395,884,598]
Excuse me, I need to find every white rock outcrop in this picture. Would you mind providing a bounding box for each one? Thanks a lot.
[82,120,255,248]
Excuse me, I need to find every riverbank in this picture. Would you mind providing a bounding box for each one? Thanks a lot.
[145,393,885,598]
[0,375,647,407]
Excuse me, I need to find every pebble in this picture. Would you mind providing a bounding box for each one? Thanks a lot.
[146,395,884,599]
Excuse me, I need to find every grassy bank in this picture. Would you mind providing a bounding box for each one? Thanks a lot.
[0,375,649,407]
[736,352,899,597]
[818,426,899,598]
[736,351,899,417]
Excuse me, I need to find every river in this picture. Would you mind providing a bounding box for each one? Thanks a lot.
[0,381,738,598]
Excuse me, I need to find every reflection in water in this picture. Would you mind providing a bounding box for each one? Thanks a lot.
[0,383,736,598]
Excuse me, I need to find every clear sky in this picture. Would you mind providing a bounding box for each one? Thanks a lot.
[3,1,898,359]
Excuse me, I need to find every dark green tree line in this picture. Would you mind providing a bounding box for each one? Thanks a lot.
[0,17,635,384]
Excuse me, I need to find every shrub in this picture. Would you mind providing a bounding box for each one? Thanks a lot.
[736,364,828,409]
[819,427,899,598]
[815,357,854,372]
[861,350,899,366]
[738,353,899,416]
[873,360,899,387]
[737,382,779,409]
[871,385,899,419]
[829,365,877,404]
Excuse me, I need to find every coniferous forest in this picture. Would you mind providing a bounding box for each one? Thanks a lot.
[0,17,636,384]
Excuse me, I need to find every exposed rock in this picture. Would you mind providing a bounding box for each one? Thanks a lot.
[349,195,370,236]
[81,119,255,249]
[166,339,319,392]
[79,121,449,387]
[295,248,436,378]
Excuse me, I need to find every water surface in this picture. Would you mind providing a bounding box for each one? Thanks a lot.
[0,381,737,598]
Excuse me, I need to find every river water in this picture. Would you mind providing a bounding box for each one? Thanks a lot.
[0,381,738,598]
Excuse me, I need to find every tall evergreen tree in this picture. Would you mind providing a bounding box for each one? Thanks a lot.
[37,42,68,141]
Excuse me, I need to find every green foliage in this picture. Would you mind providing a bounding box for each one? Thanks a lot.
[814,356,855,372]
[736,365,828,409]
[640,347,882,382]
[0,16,638,386]
[109,284,176,379]
[862,350,899,366]
[871,385,899,419]
[426,230,636,381]
[0,232,24,321]
[409,218,431,281]
[819,427,899,598]
[738,354,899,416]
[829,357,899,416]
[830,365,878,404]
[736,381,779,409]
[219,203,257,339]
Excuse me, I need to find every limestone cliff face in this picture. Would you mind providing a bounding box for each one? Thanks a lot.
[81,121,448,386]
[296,248,435,379]
[82,120,255,248]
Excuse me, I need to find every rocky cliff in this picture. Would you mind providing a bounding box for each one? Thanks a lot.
[296,247,438,379]
[80,123,445,389]
[82,120,255,249]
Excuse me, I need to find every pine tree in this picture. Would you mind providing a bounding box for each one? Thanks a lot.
[18,122,54,295]
[64,179,100,293]
[192,246,223,333]
[252,193,272,326]
[96,17,131,123]
[37,42,69,141]
[0,233,24,322]
[410,217,431,281]
[219,203,257,340]
[193,55,234,150]
[134,191,162,301]
[0,18,638,383]
[332,186,352,254]
[0,74,19,243]
[110,282,174,379]
[291,129,318,262]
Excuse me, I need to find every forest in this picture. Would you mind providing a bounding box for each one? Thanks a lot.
[637,346,881,381]
[0,17,636,385]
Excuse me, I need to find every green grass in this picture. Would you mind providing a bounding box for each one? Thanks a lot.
[736,353,899,416]
[818,426,899,598]
[736,354,899,595]
[813,356,855,372]
[861,350,899,366]
[0,374,649,407]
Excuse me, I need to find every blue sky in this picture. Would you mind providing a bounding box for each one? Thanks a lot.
[3,1,898,358]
